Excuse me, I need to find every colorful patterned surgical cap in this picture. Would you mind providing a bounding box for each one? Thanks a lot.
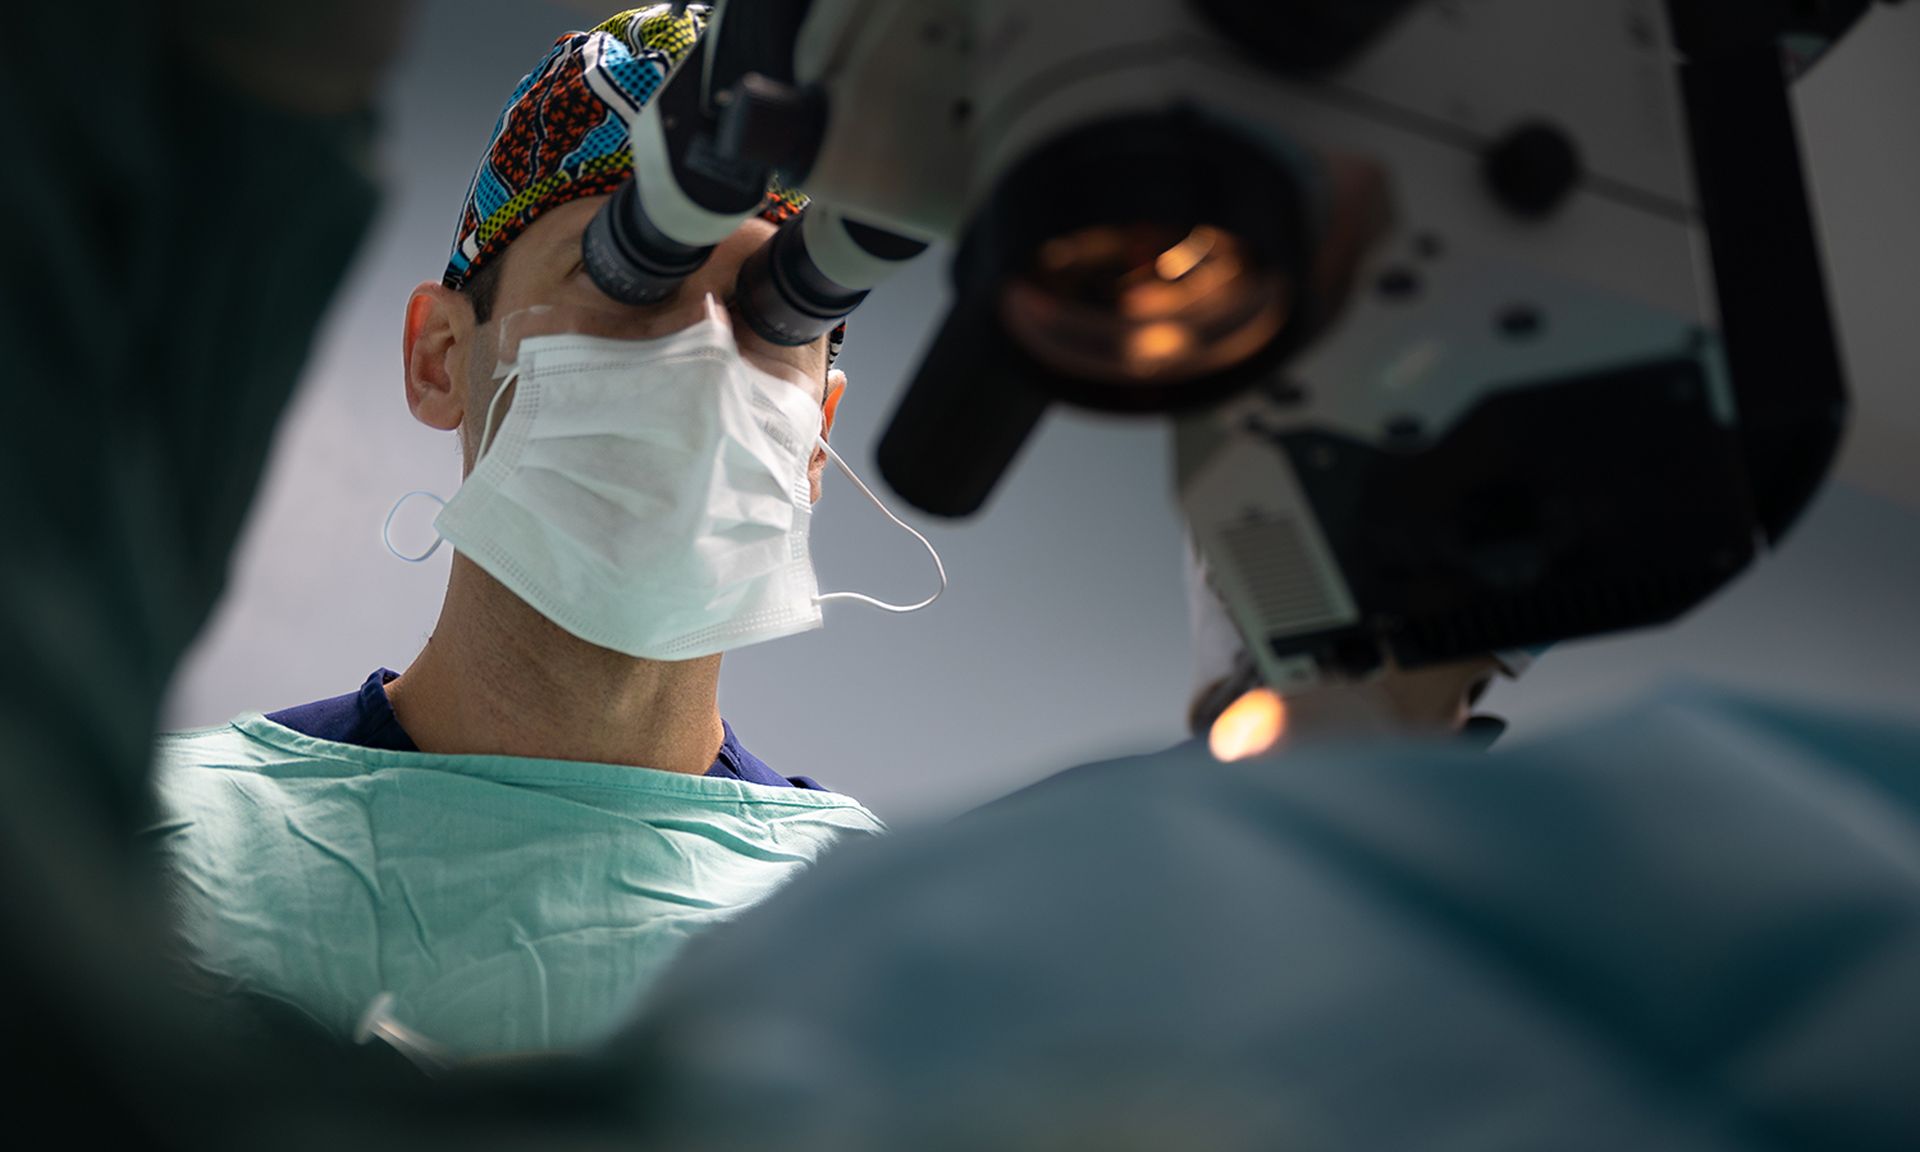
[445,5,842,359]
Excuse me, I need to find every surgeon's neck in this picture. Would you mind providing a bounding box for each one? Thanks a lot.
[384,556,726,776]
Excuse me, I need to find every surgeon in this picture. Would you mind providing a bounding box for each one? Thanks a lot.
[151,4,935,1057]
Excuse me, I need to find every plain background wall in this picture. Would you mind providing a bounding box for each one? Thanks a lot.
[164,1,1920,823]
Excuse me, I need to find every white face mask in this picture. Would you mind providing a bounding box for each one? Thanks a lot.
[399,298,943,661]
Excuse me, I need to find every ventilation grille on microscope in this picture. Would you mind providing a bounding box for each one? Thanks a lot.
[1215,513,1348,634]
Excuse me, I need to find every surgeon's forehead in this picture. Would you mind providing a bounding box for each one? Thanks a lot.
[509,197,609,271]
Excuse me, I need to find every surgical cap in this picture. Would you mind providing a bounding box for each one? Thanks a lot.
[445,5,844,360]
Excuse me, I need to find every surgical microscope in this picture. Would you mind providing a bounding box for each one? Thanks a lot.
[580,0,1888,699]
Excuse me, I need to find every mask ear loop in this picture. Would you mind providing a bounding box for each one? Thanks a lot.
[813,439,948,613]
[383,368,517,564]
[383,490,448,563]
[477,369,518,459]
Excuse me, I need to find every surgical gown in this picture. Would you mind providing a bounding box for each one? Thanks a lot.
[152,712,884,1055]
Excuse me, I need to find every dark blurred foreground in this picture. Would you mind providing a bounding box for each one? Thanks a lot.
[2,3,1917,1149]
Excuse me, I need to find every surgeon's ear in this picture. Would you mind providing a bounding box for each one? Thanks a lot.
[809,370,847,503]
[403,282,471,432]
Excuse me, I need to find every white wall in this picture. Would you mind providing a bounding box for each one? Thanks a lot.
[165,1,1920,822]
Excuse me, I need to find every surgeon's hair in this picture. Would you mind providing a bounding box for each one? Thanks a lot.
[461,257,506,326]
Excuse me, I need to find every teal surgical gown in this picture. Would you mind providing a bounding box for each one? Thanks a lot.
[151,713,884,1055]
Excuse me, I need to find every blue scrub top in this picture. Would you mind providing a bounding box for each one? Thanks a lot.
[267,669,824,791]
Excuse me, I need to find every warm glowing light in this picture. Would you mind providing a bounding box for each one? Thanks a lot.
[1127,321,1194,364]
[1155,226,1220,281]
[1005,221,1290,386]
[1209,687,1287,763]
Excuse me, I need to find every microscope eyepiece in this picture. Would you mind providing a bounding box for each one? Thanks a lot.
[582,181,721,306]
[733,211,928,346]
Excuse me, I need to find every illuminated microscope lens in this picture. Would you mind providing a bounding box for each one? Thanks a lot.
[1000,222,1291,387]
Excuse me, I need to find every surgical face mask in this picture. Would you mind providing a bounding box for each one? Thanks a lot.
[392,298,943,661]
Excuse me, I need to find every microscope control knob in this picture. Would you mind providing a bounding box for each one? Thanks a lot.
[1483,121,1583,218]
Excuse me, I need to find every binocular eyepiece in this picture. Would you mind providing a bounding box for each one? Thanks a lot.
[578,16,927,346]
[582,179,927,347]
